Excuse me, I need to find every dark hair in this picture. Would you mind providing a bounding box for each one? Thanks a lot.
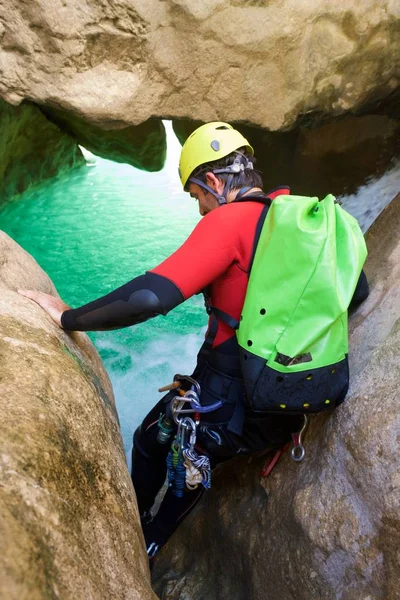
[190,147,264,192]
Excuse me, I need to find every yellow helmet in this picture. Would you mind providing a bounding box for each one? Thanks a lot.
[179,122,254,189]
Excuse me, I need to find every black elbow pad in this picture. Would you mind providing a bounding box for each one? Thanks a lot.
[61,272,184,331]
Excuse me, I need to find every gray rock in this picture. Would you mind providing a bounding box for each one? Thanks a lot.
[152,194,400,600]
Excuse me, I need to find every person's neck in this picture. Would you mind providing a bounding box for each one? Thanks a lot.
[227,187,263,203]
[242,187,263,197]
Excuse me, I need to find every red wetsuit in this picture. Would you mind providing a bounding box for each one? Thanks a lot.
[151,187,289,350]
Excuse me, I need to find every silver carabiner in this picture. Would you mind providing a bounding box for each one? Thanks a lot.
[291,415,309,463]
[180,417,196,433]
[179,417,196,451]
[184,389,201,406]
[174,374,201,397]
[170,384,202,425]
[170,396,194,425]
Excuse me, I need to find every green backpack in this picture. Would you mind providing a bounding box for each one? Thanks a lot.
[237,194,367,414]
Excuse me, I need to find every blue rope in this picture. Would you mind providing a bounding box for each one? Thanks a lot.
[166,438,186,498]
[174,460,186,498]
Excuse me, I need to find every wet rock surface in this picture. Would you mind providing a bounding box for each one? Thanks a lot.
[152,195,400,599]
[0,232,157,600]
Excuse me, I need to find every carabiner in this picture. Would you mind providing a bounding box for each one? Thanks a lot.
[179,417,196,452]
[174,374,201,397]
[290,414,309,463]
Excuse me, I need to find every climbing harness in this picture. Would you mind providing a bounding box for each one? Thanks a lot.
[161,375,214,497]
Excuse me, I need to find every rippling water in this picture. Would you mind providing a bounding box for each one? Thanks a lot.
[0,122,399,459]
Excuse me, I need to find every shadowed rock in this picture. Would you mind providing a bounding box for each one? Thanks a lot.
[152,194,400,600]
[0,232,157,600]
[41,108,167,171]
[0,100,84,202]
[173,115,400,197]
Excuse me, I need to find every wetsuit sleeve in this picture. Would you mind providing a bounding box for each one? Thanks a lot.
[151,208,240,299]
[349,270,369,311]
[60,272,184,331]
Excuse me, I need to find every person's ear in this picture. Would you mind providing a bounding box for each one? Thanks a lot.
[205,172,224,193]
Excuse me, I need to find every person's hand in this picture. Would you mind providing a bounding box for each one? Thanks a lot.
[18,290,71,328]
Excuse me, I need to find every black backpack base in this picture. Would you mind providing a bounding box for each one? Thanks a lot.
[239,348,349,414]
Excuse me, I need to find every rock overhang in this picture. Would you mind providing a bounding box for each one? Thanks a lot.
[0,0,399,195]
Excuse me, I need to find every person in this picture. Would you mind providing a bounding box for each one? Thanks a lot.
[18,122,369,560]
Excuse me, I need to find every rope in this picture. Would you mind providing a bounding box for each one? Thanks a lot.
[166,440,187,497]
[183,460,203,489]
[166,378,216,495]
[183,447,212,490]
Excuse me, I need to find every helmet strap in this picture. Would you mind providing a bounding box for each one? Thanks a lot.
[213,153,254,176]
[235,186,252,200]
[188,177,227,205]
[188,153,254,206]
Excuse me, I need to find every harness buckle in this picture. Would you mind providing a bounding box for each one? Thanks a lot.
[203,294,212,315]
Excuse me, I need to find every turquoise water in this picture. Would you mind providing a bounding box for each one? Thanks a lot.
[0,122,207,458]
[1,120,399,460]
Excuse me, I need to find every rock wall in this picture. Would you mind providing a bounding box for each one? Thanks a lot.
[0,232,157,600]
[0,100,84,202]
[152,194,400,600]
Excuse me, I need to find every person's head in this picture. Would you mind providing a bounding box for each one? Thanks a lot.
[179,122,263,216]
